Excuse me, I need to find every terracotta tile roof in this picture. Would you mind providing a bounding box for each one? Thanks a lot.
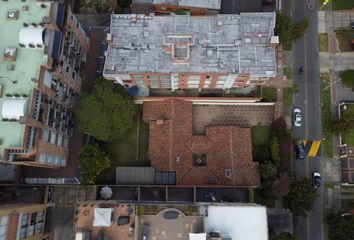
[143,98,260,187]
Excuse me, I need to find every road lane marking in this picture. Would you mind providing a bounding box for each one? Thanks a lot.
[308,141,321,157]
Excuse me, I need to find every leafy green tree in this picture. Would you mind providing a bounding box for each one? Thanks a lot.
[292,19,309,39]
[260,161,278,180]
[285,178,318,216]
[326,212,354,240]
[270,136,281,167]
[275,12,293,46]
[271,232,299,240]
[80,143,111,185]
[74,79,137,141]
[340,70,354,88]
[253,146,271,162]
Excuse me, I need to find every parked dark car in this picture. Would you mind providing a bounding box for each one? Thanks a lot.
[350,22,354,29]
[295,142,305,159]
[118,216,130,225]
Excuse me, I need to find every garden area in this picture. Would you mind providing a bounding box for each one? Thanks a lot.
[341,103,354,146]
[99,107,150,183]
[261,87,277,102]
[251,119,293,208]
[74,80,149,184]
[321,73,333,158]
[334,29,354,52]
[332,0,354,10]
[319,33,329,52]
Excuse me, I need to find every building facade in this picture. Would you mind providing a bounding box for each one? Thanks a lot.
[103,13,278,93]
[0,1,89,168]
[0,204,47,240]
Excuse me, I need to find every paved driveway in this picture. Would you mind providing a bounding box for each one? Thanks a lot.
[138,209,204,240]
[321,11,354,32]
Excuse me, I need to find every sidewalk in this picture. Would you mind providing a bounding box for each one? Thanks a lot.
[263,46,293,119]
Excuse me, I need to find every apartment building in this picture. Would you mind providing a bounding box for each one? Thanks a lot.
[133,0,221,15]
[0,204,47,240]
[103,13,278,93]
[0,1,89,168]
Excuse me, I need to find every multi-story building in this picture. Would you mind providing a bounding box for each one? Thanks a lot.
[103,13,278,93]
[132,0,221,15]
[0,1,89,168]
[0,204,47,240]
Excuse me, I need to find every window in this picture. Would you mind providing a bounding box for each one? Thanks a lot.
[41,129,49,142]
[160,6,167,10]
[28,225,35,236]
[0,216,8,240]
[19,226,27,239]
[37,210,45,223]
[21,213,29,227]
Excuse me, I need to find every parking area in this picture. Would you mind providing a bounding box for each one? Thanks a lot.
[53,185,96,207]
[97,186,138,202]
[138,208,204,240]
[167,187,194,203]
[323,11,354,32]
[220,0,263,14]
[140,187,166,202]
[195,187,248,203]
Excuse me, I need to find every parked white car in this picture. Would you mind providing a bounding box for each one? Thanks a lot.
[293,108,302,127]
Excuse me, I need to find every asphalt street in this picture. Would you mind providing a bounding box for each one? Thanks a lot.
[291,0,323,240]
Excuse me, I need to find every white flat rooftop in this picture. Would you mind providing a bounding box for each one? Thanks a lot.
[204,205,268,240]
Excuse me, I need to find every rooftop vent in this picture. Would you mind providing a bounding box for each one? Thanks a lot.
[225,169,232,179]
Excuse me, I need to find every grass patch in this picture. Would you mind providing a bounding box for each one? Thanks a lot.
[324,222,330,240]
[261,87,277,102]
[332,0,354,10]
[282,41,293,51]
[341,192,354,196]
[283,67,292,80]
[321,73,333,158]
[248,188,255,203]
[283,87,293,107]
[99,107,149,183]
[334,30,354,52]
[341,104,354,146]
[251,126,272,146]
[319,33,329,52]
[324,181,334,188]
[341,199,354,209]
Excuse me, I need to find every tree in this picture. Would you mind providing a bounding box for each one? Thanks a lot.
[326,212,354,240]
[80,143,111,185]
[340,70,354,88]
[253,146,271,162]
[74,79,137,141]
[275,12,293,46]
[292,19,309,39]
[260,161,278,180]
[271,232,299,240]
[270,136,281,167]
[285,177,318,216]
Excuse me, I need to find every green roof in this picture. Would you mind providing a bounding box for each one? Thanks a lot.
[0,1,50,159]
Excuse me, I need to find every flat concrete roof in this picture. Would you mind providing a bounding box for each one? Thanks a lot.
[0,1,50,159]
[204,205,268,240]
[154,0,221,10]
[104,13,277,77]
